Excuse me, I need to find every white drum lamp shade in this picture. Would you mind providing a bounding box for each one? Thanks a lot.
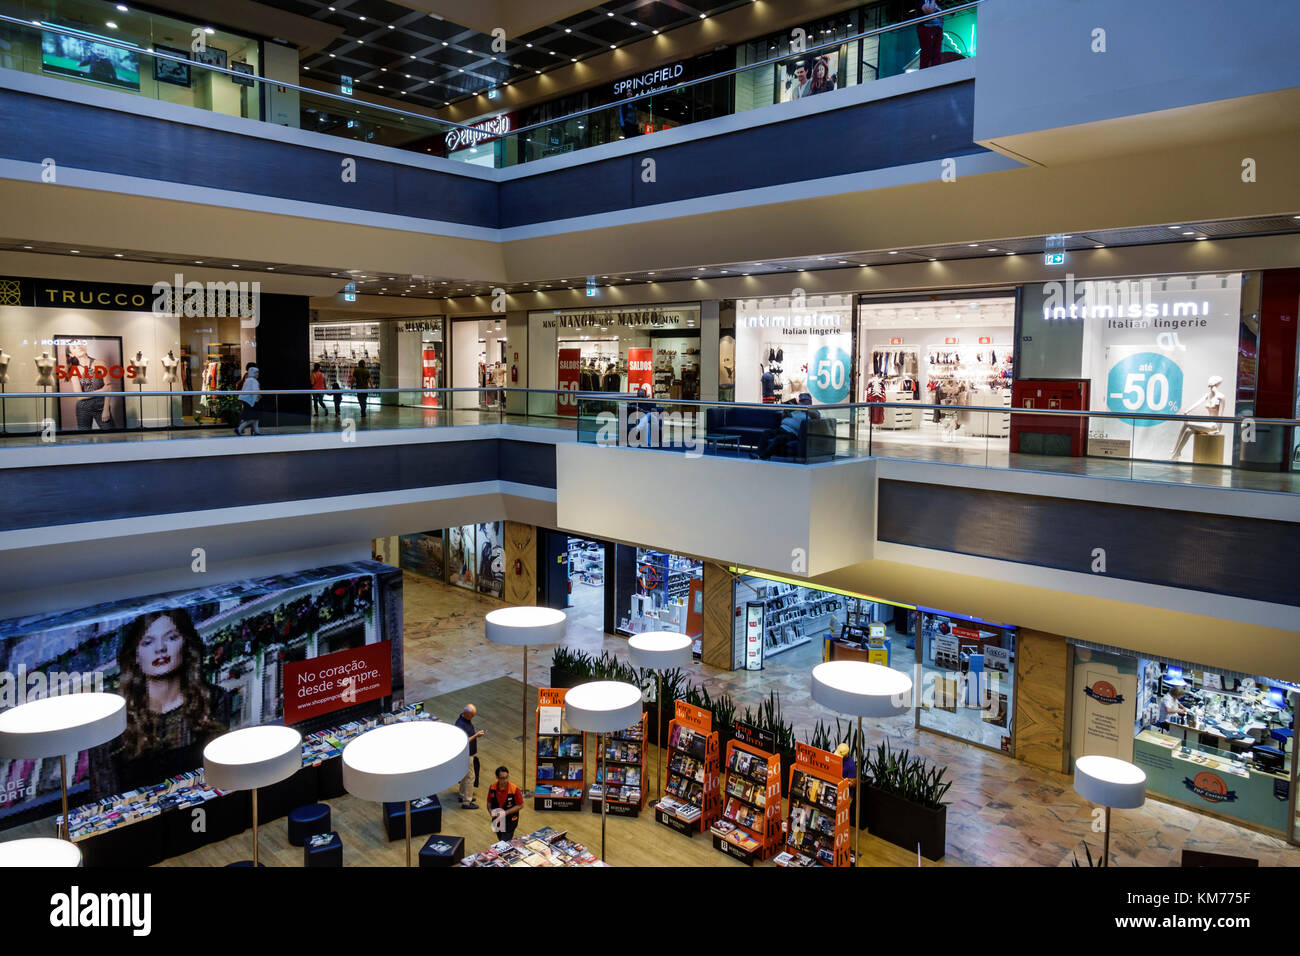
[203,726,303,792]
[342,721,469,803]
[485,606,567,646]
[0,837,82,867]
[0,693,126,758]
[1073,755,1147,809]
[811,661,913,717]
[627,632,693,671]
[0,693,127,842]
[564,681,645,733]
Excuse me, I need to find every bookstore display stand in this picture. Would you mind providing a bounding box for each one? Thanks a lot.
[591,711,647,817]
[810,660,913,863]
[0,692,126,841]
[654,700,720,837]
[203,725,303,867]
[486,606,568,798]
[342,721,469,867]
[534,688,587,812]
[777,742,851,867]
[0,836,83,867]
[627,630,694,800]
[711,721,782,865]
[564,680,644,861]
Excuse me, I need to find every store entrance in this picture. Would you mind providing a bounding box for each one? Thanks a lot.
[451,318,507,411]
[564,537,606,632]
[858,293,1015,451]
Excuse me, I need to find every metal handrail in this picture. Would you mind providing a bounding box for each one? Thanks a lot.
[5,386,1293,428]
[0,1,981,150]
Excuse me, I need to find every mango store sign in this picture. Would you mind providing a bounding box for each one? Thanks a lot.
[445,114,511,151]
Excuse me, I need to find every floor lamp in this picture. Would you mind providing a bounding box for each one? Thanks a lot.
[485,606,567,798]
[203,725,303,867]
[0,837,83,867]
[0,693,126,842]
[342,721,469,867]
[564,680,644,862]
[627,631,693,801]
[810,660,913,867]
[1073,754,1147,867]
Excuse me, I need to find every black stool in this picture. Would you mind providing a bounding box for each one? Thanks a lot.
[384,796,441,841]
[419,834,465,867]
[304,832,343,867]
[288,803,332,846]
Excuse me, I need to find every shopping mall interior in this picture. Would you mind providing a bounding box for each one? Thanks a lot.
[0,0,1297,907]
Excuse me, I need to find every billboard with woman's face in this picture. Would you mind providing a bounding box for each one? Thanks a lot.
[54,335,128,431]
[0,562,402,824]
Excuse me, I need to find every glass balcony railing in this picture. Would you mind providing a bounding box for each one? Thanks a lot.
[0,2,980,169]
[2,386,1295,495]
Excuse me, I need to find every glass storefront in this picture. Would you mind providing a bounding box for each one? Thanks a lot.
[528,303,701,416]
[1018,273,1244,465]
[0,0,263,120]
[0,274,256,432]
[729,571,1017,754]
[615,547,703,652]
[450,317,508,410]
[400,523,504,599]
[735,293,854,406]
[310,320,379,410]
[1072,646,1297,839]
[308,316,445,411]
[858,291,1015,446]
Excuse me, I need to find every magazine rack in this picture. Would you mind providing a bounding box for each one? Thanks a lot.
[534,688,585,812]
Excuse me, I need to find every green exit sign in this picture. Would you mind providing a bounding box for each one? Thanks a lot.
[1044,252,1066,265]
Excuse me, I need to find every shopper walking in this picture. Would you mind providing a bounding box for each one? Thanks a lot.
[233,363,262,436]
[351,359,371,419]
[330,375,343,418]
[454,703,484,808]
[310,363,328,417]
[486,765,523,840]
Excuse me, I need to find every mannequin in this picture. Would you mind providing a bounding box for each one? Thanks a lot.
[0,349,9,433]
[0,349,9,385]
[131,350,148,385]
[161,350,178,386]
[785,369,811,406]
[1170,375,1225,459]
[34,350,56,387]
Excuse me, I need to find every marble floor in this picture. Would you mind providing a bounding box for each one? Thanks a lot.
[402,572,1300,867]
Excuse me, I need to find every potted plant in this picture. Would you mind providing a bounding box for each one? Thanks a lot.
[860,739,951,860]
[549,647,591,689]
[747,692,796,794]
[702,686,737,754]
[643,667,686,746]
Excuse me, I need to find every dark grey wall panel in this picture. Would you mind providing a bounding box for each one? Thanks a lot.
[0,90,500,228]
[0,439,556,531]
[877,480,1300,606]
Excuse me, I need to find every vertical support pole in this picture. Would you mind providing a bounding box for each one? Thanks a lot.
[405,799,413,867]
[252,787,260,867]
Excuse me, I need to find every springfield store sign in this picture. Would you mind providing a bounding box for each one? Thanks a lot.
[613,62,685,98]
[445,114,511,151]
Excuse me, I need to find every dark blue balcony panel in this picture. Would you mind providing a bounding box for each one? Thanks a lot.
[500,82,987,227]
[0,89,501,229]
[0,439,556,532]
[877,480,1300,607]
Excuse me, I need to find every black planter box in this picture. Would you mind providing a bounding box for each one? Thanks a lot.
[861,783,947,861]
[642,701,672,747]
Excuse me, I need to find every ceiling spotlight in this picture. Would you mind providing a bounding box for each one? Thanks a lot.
[105,21,118,29]
[610,44,616,49]
[888,251,898,255]
[113,252,123,257]
[526,42,532,47]
[652,29,659,34]
[116,3,127,9]
[70,249,80,254]
[565,27,572,33]
[1195,236,1208,241]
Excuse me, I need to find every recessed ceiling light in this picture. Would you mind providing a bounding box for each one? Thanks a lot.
[607,10,613,15]
[359,15,366,20]
[652,29,659,34]
[1168,225,1182,230]
[388,24,394,29]
[571,58,577,62]
[113,252,122,257]
[988,248,998,252]
[929,258,937,262]
[610,44,616,49]
[70,249,79,254]
[968,243,977,247]
[204,27,213,34]
[116,3,127,10]
[565,28,571,33]
[105,21,118,29]
[1094,244,1105,248]
[329,53,335,57]
[1195,236,1208,241]
[1182,231,1194,235]
[195,260,203,264]
[699,13,707,18]
[535,70,541,74]
[889,251,898,255]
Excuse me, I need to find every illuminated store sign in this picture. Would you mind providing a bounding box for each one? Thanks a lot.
[445,114,511,151]
[613,62,685,98]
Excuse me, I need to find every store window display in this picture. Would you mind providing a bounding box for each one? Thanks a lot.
[735,294,853,408]
[615,548,702,653]
[918,611,1015,753]
[451,318,508,410]
[1018,273,1243,464]
[857,294,1015,445]
[528,304,701,416]
[310,321,379,411]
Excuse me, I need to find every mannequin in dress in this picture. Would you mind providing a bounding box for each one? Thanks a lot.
[131,350,148,385]
[0,349,9,384]
[34,350,56,387]
[161,350,178,386]
[1170,374,1225,459]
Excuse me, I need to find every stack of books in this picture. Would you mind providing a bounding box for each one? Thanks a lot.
[458,829,602,867]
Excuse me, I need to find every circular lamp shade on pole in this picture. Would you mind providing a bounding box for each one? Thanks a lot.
[627,632,693,801]
[0,693,126,841]
[203,725,303,867]
[343,721,469,866]
[564,680,644,863]
[485,606,567,799]
[1073,755,1147,867]
[0,837,82,867]
[810,661,913,867]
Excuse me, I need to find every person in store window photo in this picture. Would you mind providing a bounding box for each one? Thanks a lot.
[89,608,232,799]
